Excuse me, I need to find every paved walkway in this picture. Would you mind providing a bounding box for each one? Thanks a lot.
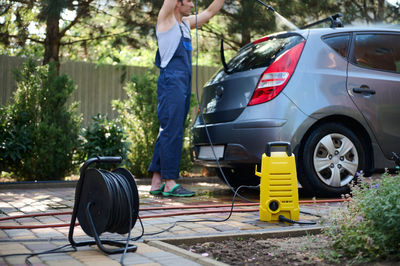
[0,177,341,265]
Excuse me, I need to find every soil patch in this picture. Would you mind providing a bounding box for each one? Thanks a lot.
[179,234,340,265]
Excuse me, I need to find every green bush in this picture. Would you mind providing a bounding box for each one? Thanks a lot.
[324,173,400,262]
[0,59,81,180]
[79,114,129,170]
[112,70,195,177]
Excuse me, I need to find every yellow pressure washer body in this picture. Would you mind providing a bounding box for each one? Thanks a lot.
[255,142,299,223]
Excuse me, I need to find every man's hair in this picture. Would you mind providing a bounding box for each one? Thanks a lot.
[178,0,183,3]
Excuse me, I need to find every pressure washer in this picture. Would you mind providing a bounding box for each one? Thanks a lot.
[256,142,299,223]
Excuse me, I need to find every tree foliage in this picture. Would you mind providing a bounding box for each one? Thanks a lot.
[0,0,162,67]
[0,0,398,66]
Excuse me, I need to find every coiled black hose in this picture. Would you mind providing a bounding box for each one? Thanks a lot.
[77,168,139,237]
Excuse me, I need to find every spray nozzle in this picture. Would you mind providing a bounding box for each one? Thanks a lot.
[254,0,275,12]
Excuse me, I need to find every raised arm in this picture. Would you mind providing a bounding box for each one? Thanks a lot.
[157,0,178,32]
[184,0,225,29]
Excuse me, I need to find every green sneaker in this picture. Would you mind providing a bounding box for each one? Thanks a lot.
[162,184,195,197]
[149,183,165,195]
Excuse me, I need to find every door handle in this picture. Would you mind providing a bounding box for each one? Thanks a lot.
[353,87,376,95]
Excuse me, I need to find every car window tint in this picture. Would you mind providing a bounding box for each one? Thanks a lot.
[226,35,304,74]
[354,33,400,73]
[323,34,350,58]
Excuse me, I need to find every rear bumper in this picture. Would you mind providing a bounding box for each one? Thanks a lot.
[192,93,311,167]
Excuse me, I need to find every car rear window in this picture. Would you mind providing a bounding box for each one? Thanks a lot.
[322,34,350,58]
[354,33,400,73]
[226,34,305,74]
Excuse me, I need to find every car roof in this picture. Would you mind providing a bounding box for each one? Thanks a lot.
[305,25,400,36]
[251,25,400,47]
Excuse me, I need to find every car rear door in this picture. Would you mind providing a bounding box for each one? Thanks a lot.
[346,31,400,158]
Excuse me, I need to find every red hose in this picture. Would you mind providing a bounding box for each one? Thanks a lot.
[0,198,348,229]
[0,208,260,229]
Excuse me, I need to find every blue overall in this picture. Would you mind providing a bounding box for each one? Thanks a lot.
[148,22,192,180]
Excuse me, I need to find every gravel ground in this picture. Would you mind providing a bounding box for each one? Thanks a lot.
[180,234,343,265]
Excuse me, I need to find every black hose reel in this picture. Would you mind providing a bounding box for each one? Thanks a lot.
[68,156,139,254]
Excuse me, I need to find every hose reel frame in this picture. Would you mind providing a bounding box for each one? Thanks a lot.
[68,156,139,254]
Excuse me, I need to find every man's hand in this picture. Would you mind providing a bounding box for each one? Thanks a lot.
[185,0,225,29]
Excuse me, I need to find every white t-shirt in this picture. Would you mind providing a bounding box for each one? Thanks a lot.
[156,20,191,68]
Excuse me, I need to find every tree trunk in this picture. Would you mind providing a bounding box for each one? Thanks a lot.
[377,0,385,22]
[43,15,60,72]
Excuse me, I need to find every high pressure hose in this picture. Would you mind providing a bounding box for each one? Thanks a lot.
[0,198,348,229]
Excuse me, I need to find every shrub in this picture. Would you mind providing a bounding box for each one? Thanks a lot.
[324,173,400,262]
[79,114,129,170]
[112,70,195,177]
[0,59,81,180]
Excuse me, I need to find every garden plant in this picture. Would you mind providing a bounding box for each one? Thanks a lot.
[325,172,400,263]
[0,60,81,180]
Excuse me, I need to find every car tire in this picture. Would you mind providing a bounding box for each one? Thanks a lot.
[217,166,260,189]
[299,122,365,197]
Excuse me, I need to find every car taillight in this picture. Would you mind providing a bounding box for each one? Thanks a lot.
[248,41,305,106]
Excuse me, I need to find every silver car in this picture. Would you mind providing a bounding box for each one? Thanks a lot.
[192,26,400,196]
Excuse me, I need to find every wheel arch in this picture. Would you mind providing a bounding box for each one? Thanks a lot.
[294,115,374,174]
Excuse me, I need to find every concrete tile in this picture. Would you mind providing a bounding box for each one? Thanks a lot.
[0,243,30,254]
[0,207,19,214]
[135,243,163,255]
[0,230,9,240]
[141,251,180,260]
[4,229,36,239]
[160,257,201,266]
[191,227,219,233]
[24,242,58,252]
[31,228,64,238]
[128,263,161,266]
[110,253,154,264]
[4,254,34,265]
[38,253,74,261]
[46,259,84,266]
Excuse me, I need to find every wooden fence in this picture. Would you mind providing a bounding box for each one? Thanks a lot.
[0,55,219,125]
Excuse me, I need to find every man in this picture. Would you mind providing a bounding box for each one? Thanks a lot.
[148,0,225,197]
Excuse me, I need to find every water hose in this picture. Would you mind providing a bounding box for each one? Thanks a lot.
[0,198,349,229]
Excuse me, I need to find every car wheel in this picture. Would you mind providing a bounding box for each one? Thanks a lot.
[299,123,365,196]
[217,166,260,189]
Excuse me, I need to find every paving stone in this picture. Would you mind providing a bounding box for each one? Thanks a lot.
[31,228,64,238]
[110,252,154,264]
[46,259,84,266]
[0,202,12,208]
[141,251,180,260]
[4,254,42,265]
[160,257,202,266]
[143,217,177,225]
[0,243,30,255]
[24,242,58,252]
[208,224,238,232]
[179,222,206,229]
[135,243,163,255]
[36,216,64,224]
[38,253,74,261]
[128,263,161,266]
[0,257,7,265]
[0,230,9,240]
[3,229,35,239]
[191,227,219,233]
[0,207,19,214]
